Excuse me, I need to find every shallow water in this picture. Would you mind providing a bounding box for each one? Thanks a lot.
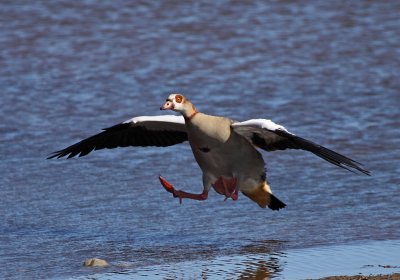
[71,240,400,279]
[1,1,399,279]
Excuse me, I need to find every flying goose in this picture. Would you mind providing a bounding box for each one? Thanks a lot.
[48,93,370,210]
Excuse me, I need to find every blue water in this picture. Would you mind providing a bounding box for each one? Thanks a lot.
[1,1,399,279]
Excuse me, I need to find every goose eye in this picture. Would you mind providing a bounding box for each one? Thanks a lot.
[175,95,183,103]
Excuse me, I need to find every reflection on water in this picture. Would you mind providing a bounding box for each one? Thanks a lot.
[73,240,286,280]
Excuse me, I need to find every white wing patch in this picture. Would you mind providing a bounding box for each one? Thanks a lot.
[232,119,293,135]
[123,115,185,125]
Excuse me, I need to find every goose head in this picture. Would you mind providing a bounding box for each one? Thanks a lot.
[160,93,198,119]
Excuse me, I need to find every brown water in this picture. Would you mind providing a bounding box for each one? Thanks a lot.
[1,1,399,279]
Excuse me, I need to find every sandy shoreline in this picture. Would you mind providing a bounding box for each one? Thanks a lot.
[319,273,400,280]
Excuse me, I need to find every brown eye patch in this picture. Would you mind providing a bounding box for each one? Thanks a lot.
[175,95,183,103]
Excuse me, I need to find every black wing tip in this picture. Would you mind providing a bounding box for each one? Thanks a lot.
[47,151,62,159]
[340,163,371,176]
[363,170,372,176]
[349,163,371,176]
[47,150,74,159]
[353,165,371,176]
[320,155,371,176]
[334,155,371,176]
[336,155,371,176]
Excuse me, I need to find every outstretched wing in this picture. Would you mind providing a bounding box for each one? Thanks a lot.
[48,115,187,159]
[232,119,370,175]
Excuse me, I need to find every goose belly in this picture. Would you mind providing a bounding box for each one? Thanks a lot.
[190,131,266,188]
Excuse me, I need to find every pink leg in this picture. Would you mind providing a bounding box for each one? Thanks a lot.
[159,176,208,204]
[213,176,239,201]
[231,188,239,201]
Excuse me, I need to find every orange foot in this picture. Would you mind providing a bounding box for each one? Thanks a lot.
[159,176,208,204]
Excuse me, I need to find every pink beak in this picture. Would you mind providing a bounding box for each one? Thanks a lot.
[160,100,174,110]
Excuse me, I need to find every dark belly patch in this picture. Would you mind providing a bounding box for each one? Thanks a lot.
[198,146,211,153]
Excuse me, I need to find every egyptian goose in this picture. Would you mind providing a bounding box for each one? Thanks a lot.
[48,93,370,210]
